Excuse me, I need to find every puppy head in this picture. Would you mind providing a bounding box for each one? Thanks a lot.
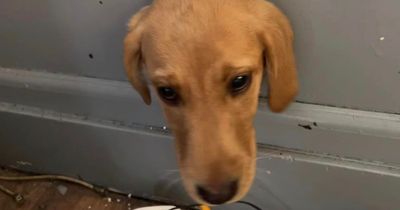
[124,0,298,205]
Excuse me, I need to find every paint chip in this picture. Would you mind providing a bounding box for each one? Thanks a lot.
[380,37,385,41]
[266,170,272,175]
[286,155,294,162]
[88,206,92,209]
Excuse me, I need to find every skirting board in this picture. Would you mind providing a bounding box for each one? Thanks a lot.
[1,67,400,164]
[0,103,400,210]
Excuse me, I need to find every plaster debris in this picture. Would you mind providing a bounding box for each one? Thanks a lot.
[128,194,132,198]
[107,197,112,203]
[16,161,32,166]
[88,206,92,209]
[380,37,385,41]
[116,198,121,203]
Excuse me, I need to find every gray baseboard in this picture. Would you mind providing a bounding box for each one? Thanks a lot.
[1,68,400,210]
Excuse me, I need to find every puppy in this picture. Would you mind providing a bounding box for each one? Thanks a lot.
[124,0,298,205]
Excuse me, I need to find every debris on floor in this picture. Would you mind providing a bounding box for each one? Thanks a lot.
[0,167,167,210]
[56,184,68,195]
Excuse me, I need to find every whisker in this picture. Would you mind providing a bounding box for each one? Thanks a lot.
[256,167,271,173]
[256,155,272,161]
[158,170,181,181]
[165,169,180,173]
[164,177,182,191]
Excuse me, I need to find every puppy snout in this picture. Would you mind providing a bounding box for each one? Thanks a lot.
[196,180,238,205]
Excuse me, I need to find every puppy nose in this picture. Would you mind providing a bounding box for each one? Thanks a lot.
[196,180,238,205]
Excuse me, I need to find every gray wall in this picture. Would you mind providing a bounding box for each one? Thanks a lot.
[1,1,400,210]
[0,0,149,80]
[272,0,400,113]
[1,0,399,113]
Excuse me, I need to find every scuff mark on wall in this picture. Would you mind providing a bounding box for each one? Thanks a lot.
[298,124,312,130]
[298,122,318,130]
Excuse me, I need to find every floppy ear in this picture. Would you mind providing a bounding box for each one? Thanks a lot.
[124,6,151,105]
[259,2,298,112]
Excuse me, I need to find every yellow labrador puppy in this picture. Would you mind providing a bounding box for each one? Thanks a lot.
[124,0,298,205]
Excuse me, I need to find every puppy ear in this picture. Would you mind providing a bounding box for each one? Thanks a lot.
[124,6,151,105]
[259,2,298,112]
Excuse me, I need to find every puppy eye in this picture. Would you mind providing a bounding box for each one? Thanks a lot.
[157,87,180,105]
[230,74,251,95]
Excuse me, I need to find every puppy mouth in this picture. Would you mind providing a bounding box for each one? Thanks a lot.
[179,167,253,205]
[194,179,239,205]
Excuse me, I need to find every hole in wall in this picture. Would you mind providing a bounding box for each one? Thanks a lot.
[99,1,103,4]
[88,54,94,59]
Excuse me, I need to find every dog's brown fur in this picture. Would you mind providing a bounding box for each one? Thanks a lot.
[124,0,298,204]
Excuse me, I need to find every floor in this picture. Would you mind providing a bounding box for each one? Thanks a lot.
[0,168,163,210]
